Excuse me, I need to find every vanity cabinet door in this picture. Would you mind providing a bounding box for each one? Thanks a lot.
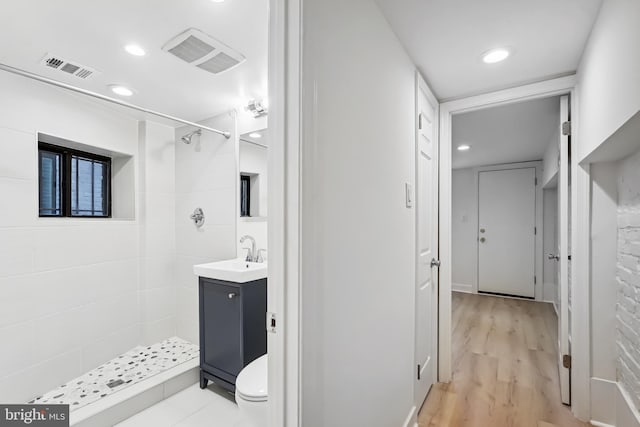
[200,282,242,377]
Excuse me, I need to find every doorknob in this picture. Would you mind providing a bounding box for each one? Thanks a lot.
[547,254,560,261]
[431,258,441,268]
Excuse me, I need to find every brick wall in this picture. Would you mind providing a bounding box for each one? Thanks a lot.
[617,149,640,411]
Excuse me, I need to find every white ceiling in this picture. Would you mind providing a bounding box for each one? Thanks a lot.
[240,127,268,146]
[452,96,560,169]
[0,0,268,122]
[375,0,602,100]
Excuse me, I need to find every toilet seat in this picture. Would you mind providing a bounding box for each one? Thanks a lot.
[236,354,268,403]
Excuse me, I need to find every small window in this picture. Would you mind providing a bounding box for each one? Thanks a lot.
[240,175,251,217]
[38,142,111,217]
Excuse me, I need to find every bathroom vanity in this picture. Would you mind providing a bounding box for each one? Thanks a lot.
[194,259,267,392]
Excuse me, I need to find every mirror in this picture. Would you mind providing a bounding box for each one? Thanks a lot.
[237,128,268,259]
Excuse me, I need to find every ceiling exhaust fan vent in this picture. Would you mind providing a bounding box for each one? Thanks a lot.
[162,28,245,75]
[40,53,98,80]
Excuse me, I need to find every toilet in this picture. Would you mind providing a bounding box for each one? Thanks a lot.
[235,354,268,426]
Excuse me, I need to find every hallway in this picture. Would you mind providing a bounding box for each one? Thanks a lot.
[418,293,590,427]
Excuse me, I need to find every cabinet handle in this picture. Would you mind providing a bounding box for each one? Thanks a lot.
[228,293,237,299]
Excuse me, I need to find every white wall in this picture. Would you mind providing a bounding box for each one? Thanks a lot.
[542,119,560,187]
[452,168,476,291]
[0,72,142,403]
[577,0,640,161]
[543,188,558,305]
[138,122,177,345]
[576,0,640,423]
[175,112,237,345]
[299,0,418,425]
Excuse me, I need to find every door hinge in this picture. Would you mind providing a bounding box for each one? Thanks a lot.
[535,177,538,186]
[563,354,572,369]
[534,275,537,285]
[267,312,277,333]
[534,226,537,235]
[418,113,423,130]
[562,121,572,136]
[417,364,421,380]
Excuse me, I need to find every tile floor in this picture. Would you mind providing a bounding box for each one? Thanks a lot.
[31,337,199,411]
[115,383,250,427]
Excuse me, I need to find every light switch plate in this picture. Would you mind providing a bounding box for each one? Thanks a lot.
[405,183,413,208]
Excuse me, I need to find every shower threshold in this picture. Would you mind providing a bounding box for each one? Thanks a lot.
[29,337,199,426]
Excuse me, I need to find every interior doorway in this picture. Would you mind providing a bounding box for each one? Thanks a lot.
[429,78,587,424]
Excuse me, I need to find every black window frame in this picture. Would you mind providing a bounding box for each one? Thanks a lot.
[38,141,112,218]
[240,174,251,217]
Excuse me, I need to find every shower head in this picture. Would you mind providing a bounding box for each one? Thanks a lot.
[181,129,202,144]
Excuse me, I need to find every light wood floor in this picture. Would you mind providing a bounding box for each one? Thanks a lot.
[418,292,591,427]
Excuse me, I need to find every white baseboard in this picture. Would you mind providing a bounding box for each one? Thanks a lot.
[591,377,617,426]
[402,405,417,427]
[617,382,640,427]
[590,377,640,427]
[452,282,473,293]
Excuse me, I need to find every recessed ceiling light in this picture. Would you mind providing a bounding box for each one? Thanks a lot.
[457,144,471,151]
[482,48,510,64]
[249,132,262,139]
[109,85,134,97]
[210,0,225,3]
[124,44,146,57]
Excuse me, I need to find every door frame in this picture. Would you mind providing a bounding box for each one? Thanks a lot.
[267,0,301,425]
[414,71,440,411]
[438,75,592,421]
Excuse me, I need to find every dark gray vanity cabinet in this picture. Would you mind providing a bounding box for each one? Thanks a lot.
[198,277,267,392]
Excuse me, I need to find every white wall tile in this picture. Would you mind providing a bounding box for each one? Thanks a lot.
[33,308,86,363]
[0,228,35,277]
[82,324,140,372]
[176,190,236,227]
[0,321,36,379]
[140,256,176,290]
[141,316,177,346]
[176,287,199,345]
[175,224,236,259]
[143,225,176,259]
[175,255,210,290]
[0,127,36,180]
[0,349,84,403]
[141,287,177,323]
[142,193,176,226]
[0,177,38,227]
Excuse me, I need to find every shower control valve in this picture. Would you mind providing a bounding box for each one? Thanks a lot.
[190,208,205,227]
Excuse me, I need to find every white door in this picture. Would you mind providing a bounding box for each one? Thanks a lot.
[415,76,439,408]
[478,168,536,298]
[557,95,571,404]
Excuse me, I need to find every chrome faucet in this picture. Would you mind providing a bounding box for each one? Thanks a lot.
[240,235,257,262]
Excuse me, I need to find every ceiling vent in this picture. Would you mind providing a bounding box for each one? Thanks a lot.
[162,28,245,75]
[40,53,98,80]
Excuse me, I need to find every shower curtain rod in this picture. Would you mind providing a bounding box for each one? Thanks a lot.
[0,62,231,139]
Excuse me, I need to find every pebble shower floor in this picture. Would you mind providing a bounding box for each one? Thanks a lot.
[28,337,199,410]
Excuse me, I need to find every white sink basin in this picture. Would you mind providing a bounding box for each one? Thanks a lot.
[193,258,267,283]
